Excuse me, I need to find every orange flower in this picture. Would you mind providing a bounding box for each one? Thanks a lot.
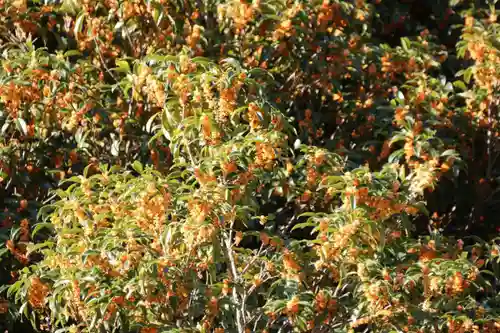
[315,291,327,311]
[440,162,450,172]
[221,161,238,176]
[419,248,437,262]
[19,199,28,210]
[207,297,218,315]
[283,250,301,271]
[300,190,311,203]
[234,231,243,246]
[201,115,212,140]
[404,140,414,160]
[140,328,158,333]
[20,218,30,242]
[394,107,408,124]
[464,16,474,28]
[222,279,232,296]
[0,299,8,314]
[252,275,262,287]
[28,277,50,309]
[260,232,270,245]
[285,296,300,315]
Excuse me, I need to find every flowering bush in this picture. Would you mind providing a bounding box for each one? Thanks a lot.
[1,0,500,332]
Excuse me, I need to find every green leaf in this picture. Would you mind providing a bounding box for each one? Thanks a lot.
[441,149,457,157]
[453,80,467,91]
[60,0,81,14]
[7,280,23,298]
[111,140,120,156]
[0,248,9,261]
[64,50,83,58]
[413,202,429,216]
[74,12,86,40]
[31,223,55,238]
[463,68,473,84]
[220,58,241,71]
[132,161,143,174]
[401,37,411,51]
[15,118,27,136]
[146,112,160,133]
[115,60,131,73]
[26,241,55,255]
[144,54,178,63]
[191,57,213,66]
[292,221,317,231]
[1,121,10,134]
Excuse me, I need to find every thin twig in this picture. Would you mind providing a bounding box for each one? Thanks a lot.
[180,104,197,166]
[123,23,135,56]
[487,96,493,178]
[224,223,245,333]
[241,244,265,276]
[184,138,197,166]
[94,38,118,83]
[252,313,263,331]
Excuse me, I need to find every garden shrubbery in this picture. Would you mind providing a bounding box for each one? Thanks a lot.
[1,0,500,332]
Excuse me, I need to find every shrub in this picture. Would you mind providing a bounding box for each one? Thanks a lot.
[0,0,500,332]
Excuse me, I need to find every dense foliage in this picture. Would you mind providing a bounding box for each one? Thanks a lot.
[1,0,500,332]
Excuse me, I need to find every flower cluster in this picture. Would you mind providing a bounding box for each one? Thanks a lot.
[1,0,500,332]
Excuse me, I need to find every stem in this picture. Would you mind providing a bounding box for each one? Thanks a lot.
[184,138,197,166]
[487,98,493,178]
[122,23,135,57]
[224,224,245,333]
[240,244,265,276]
[178,104,197,166]
[94,38,118,83]
[252,314,263,331]
[333,271,343,298]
